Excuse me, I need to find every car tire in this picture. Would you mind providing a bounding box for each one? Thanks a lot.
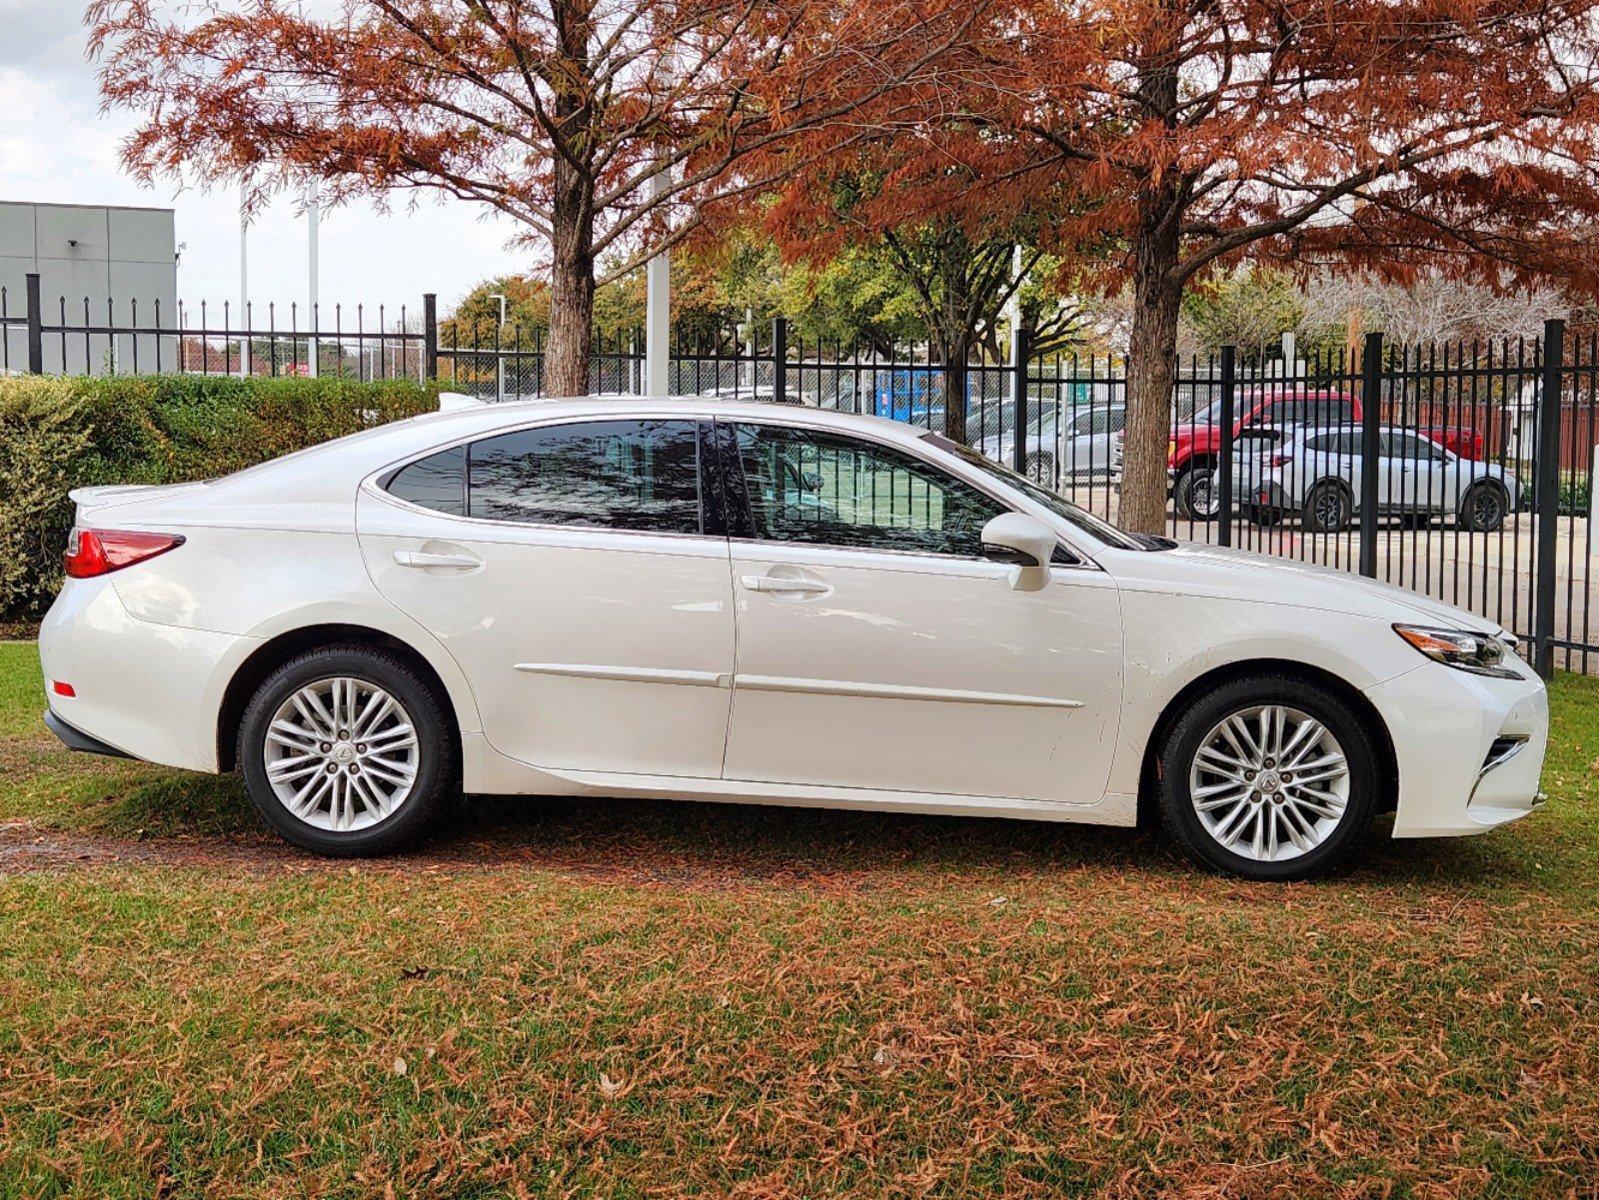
[237,645,456,856]
[1157,674,1381,881]
[1174,465,1218,521]
[1244,505,1283,527]
[1024,451,1056,488]
[1302,480,1352,533]
[1460,480,1509,533]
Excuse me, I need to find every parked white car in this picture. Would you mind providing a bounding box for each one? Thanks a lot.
[40,398,1546,880]
[978,404,1126,483]
[1232,425,1520,533]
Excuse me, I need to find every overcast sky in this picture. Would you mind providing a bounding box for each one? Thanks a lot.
[0,0,527,314]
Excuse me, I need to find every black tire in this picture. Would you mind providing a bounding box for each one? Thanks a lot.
[1398,512,1434,530]
[1244,505,1284,527]
[1157,674,1381,881]
[1302,479,1352,533]
[1460,480,1509,533]
[1174,465,1218,521]
[237,645,456,856]
[1024,451,1057,488]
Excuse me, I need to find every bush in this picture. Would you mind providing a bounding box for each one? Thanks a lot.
[0,374,441,619]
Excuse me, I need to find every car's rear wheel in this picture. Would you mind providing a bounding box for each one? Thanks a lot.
[238,646,455,856]
[1158,675,1380,881]
[1024,451,1056,488]
[1460,480,1509,533]
[1173,465,1219,521]
[1302,480,1352,533]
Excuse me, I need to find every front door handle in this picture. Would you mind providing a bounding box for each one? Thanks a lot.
[741,573,830,595]
[394,549,482,570]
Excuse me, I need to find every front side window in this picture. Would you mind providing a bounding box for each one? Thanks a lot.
[732,423,1005,557]
[382,419,702,534]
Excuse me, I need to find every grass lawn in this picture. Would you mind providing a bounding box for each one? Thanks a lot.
[0,640,1596,1198]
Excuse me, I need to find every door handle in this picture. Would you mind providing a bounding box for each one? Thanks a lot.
[740,573,830,595]
[394,549,482,570]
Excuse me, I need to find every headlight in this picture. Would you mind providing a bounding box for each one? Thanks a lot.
[1393,625,1520,679]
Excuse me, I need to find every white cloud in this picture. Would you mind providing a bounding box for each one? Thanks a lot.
[0,0,533,314]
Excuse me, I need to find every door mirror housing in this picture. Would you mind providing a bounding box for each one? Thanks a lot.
[980,514,1057,590]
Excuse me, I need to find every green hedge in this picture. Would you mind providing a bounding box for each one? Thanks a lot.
[0,374,441,619]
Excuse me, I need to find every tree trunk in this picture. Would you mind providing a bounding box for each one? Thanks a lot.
[942,339,970,444]
[544,0,596,399]
[1120,204,1183,535]
[543,147,596,398]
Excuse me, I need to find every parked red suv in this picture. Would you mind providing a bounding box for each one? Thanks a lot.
[1167,388,1484,518]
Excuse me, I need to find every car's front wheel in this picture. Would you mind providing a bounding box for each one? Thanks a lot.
[237,646,455,856]
[1158,675,1380,880]
[1460,480,1510,533]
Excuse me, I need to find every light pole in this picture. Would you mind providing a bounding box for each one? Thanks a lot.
[489,292,508,401]
[239,184,251,377]
[307,180,320,378]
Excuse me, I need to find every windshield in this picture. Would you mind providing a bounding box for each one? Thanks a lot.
[925,434,1151,551]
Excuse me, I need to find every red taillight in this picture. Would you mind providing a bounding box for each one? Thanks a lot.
[51,680,76,697]
[1269,454,1293,468]
[64,529,186,578]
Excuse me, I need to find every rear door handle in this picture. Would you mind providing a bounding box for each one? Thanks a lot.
[394,549,482,570]
[741,574,830,595]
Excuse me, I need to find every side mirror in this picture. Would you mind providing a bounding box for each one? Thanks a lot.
[980,514,1057,590]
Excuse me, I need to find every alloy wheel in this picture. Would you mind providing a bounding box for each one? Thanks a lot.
[1187,704,1350,862]
[262,677,420,832]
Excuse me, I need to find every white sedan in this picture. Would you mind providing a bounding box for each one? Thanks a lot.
[39,398,1547,881]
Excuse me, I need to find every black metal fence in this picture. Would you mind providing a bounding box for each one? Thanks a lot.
[4,273,1593,674]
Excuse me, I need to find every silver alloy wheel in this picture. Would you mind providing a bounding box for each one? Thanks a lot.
[1188,704,1350,862]
[262,677,420,832]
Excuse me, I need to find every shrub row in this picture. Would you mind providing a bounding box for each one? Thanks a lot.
[0,374,441,619]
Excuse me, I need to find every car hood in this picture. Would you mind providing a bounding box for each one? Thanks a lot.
[1099,540,1504,633]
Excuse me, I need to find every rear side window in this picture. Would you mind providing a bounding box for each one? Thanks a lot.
[385,446,465,515]
[468,419,701,534]
[381,419,702,534]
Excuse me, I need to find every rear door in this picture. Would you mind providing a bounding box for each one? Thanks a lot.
[357,416,735,779]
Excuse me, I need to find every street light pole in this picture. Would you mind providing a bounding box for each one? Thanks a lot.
[239,185,251,378]
[307,180,320,378]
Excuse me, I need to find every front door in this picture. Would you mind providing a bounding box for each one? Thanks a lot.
[357,417,734,778]
[717,420,1123,805]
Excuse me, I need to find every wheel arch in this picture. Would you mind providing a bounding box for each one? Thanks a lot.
[217,624,463,772]
[1135,658,1399,828]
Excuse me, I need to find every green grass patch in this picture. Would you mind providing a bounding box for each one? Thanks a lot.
[0,643,1597,1196]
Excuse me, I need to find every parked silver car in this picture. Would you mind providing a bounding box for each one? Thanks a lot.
[1232,425,1519,533]
[978,403,1126,482]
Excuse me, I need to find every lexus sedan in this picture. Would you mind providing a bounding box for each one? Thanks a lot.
[40,398,1547,881]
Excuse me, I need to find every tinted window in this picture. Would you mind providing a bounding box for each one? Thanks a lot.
[1270,398,1353,427]
[734,423,1005,557]
[468,419,701,534]
[386,446,465,515]
[1382,432,1441,460]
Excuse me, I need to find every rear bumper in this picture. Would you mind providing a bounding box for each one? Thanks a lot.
[43,709,134,759]
[39,576,256,773]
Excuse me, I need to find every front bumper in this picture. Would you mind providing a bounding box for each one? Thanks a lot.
[1364,658,1548,838]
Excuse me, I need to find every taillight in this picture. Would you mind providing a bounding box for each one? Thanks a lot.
[1270,453,1293,468]
[64,529,186,578]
